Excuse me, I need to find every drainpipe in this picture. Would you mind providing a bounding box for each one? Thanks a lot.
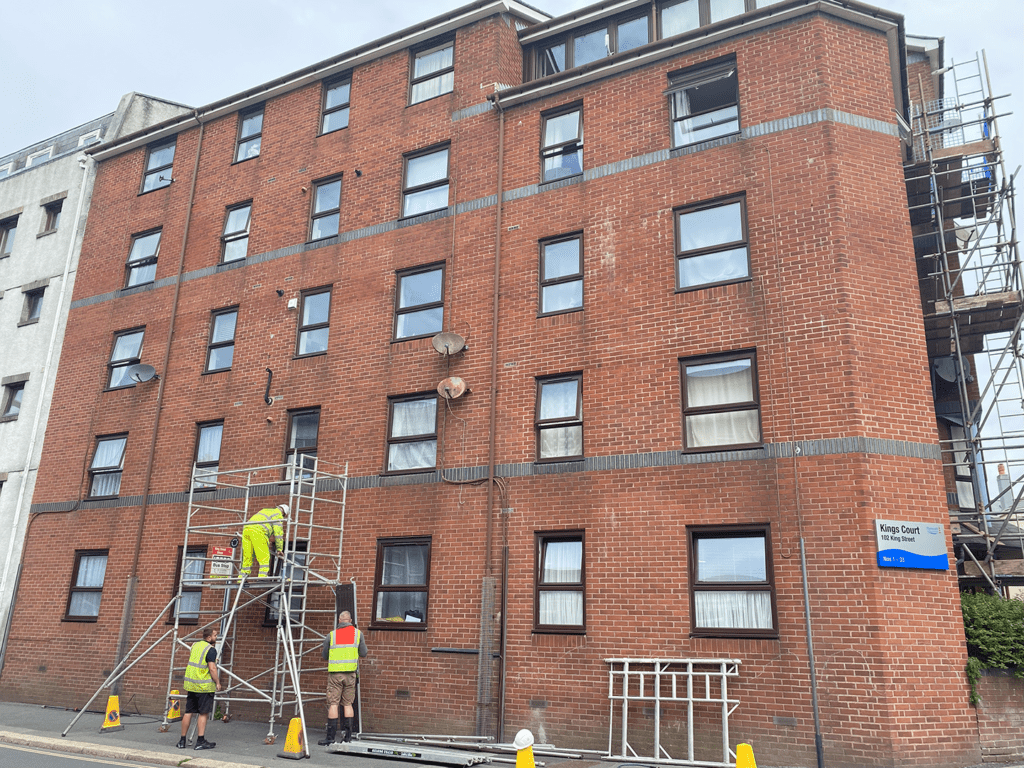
[113,112,204,685]
[0,153,93,668]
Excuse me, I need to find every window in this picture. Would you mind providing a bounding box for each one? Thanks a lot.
[535,532,585,632]
[402,147,449,217]
[193,422,223,489]
[949,424,977,510]
[234,106,264,162]
[371,537,431,628]
[394,264,443,340]
[675,195,749,290]
[125,230,161,287]
[79,130,102,147]
[321,78,351,134]
[0,164,11,179]
[309,177,341,241]
[540,235,583,315]
[65,550,109,621]
[172,546,206,623]
[541,107,583,182]
[222,203,251,262]
[265,541,308,623]
[0,217,17,258]
[681,351,760,450]
[536,15,648,76]
[89,436,127,498]
[668,60,739,149]
[107,329,145,389]
[536,374,583,461]
[205,308,237,372]
[386,394,437,472]
[410,41,454,105]
[688,525,776,638]
[26,147,53,167]
[286,408,320,479]
[297,289,330,356]
[660,0,755,37]
[141,139,175,193]
[21,288,44,325]
[1,381,26,420]
[41,200,62,234]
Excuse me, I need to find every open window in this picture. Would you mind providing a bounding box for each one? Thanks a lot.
[89,435,127,498]
[141,138,175,193]
[541,106,583,182]
[668,59,739,149]
[125,230,161,287]
[536,374,583,461]
[234,106,264,162]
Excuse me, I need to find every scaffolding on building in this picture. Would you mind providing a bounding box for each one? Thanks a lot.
[904,50,1023,592]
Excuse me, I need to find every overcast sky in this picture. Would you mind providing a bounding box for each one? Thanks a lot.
[0,0,1020,170]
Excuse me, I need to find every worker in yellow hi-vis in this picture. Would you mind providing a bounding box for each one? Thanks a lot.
[239,504,289,581]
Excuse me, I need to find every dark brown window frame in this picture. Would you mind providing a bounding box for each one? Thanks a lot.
[296,287,332,357]
[370,536,432,630]
[679,349,761,452]
[125,228,162,287]
[535,372,584,462]
[687,523,778,639]
[285,407,321,480]
[221,202,252,262]
[385,392,438,474]
[140,138,176,194]
[393,262,445,341]
[0,380,26,421]
[170,544,207,624]
[532,12,650,78]
[205,307,238,373]
[193,420,224,490]
[674,193,749,292]
[309,175,343,242]
[88,433,128,499]
[534,530,586,634]
[409,39,455,106]
[106,327,145,390]
[64,549,109,622]
[320,76,352,135]
[539,233,584,317]
[234,105,264,163]
[540,103,584,183]
[401,144,450,218]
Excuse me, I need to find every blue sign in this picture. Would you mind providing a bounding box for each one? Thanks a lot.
[875,519,949,570]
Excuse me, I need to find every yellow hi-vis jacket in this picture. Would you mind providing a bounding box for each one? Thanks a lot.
[249,507,285,545]
[184,641,216,692]
[328,625,362,672]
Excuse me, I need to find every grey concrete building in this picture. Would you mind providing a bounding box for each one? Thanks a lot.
[0,93,191,658]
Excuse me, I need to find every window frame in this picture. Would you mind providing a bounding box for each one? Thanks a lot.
[401,145,450,219]
[140,138,176,194]
[125,229,161,288]
[78,130,102,147]
[205,307,238,373]
[534,13,650,77]
[193,421,224,490]
[264,540,309,625]
[385,393,438,474]
[535,373,584,462]
[674,194,750,292]
[0,216,18,258]
[309,175,342,242]
[26,147,53,167]
[64,549,109,622]
[234,105,264,163]
[534,530,586,634]
[221,202,252,262]
[296,287,331,357]
[285,407,321,480]
[409,39,455,106]
[667,58,740,150]
[106,328,145,390]
[393,263,445,341]
[539,233,584,316]
[170,545,207,624]
[0,163,12,179]
[680,349,761,452]
[687,523,777,639]
[370,536,432,630]
[540,104,584,183]
[0,381,26,421]
[320,77,351,135]
[20,287,44,325]
[40,200,62,235]
[88,434,128,499]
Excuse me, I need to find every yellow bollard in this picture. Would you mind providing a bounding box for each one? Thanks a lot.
[735,743,757,768]
[514,728,535,768]
[277,716,306,760]
[100,695,124,733]
[166,690,182,723]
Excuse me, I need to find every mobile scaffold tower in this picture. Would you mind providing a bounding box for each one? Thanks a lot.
[904,51,1022,592]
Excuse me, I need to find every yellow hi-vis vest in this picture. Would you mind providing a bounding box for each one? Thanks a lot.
[250,508,285,543]
[328,625,361,672]
[184,640,216,692]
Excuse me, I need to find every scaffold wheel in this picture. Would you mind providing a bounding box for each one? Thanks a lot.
[264,734,277,745]
[221,714,232,723]
[157,724,169,733]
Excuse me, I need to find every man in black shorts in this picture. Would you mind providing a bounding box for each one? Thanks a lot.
[177,626,222,750]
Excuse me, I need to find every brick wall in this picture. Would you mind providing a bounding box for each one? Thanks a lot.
[975,671,1024,763]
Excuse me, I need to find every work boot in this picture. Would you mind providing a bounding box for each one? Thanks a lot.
[341,716,353,742]
[176,736,187,749]
[318,718,337,746]
[194,736,216,750]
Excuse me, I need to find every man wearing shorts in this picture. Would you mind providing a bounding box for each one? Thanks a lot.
[178,626,222,751]
[319,610,367,745]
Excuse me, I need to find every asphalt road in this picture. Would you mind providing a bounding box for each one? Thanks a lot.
[0,741,167,768]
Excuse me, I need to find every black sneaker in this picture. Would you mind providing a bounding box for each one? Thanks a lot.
[195,739,216,750]
[176,737,187,749]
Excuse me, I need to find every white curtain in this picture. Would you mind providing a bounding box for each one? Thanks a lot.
[389,400,437,470]
[196,425,222,465]
[685,361,758,447]
[69,554,107,617]
[377,544,428,621]
[695,591,772,629]
[540,540,583,625]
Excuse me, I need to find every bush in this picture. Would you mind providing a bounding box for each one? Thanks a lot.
[961,591,1024,703]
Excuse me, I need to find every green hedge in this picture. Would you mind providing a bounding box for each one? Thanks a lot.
[961,591,1024,703]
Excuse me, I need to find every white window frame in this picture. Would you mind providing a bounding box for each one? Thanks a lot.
[26,147,53,167]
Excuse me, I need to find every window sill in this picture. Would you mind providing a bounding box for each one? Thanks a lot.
[369,623,428,631]
[318,127,349,137]
[201,367,231,376]
[121,281,156,294]
[532,628,586,635]
[681,442,763,454]
[534,456,584,465]
[0,415,18,423]
[17,319,40,327]
[540,173,583,188]
[85,494,120,501]
[538,307,583,319]
[674,276,751,294]
[217,259,245,272]
[103,384,137,392]
[231,155,260,166]
[398,207,449,224]
[690,630,779,641]
[62,615,99,623]
[381,467,436,477]
[407,90,453,108]
[36,229,58,238]
[293,351,328,360]
[390,333,437,344]
[138,185,171,196]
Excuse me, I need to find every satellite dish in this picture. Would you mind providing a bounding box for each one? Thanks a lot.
[438,377,468,400]
[432,332,466,356]
[933,356,970,383]
[126,363,158,383]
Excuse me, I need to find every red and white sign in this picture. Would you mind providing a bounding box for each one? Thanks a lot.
[210,545,235,578]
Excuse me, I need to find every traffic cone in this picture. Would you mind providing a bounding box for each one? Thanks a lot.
[514,728,535,768]
[736,743,757,768]
[100,695,124,732]
[166,690,182,722]
[277,716,306,759]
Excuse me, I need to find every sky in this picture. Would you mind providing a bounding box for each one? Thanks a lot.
[0,0,1020,170]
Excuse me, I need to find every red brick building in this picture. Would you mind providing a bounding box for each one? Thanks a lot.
[0,1,988,766]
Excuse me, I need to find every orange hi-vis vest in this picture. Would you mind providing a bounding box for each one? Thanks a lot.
[328,625,361,672]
